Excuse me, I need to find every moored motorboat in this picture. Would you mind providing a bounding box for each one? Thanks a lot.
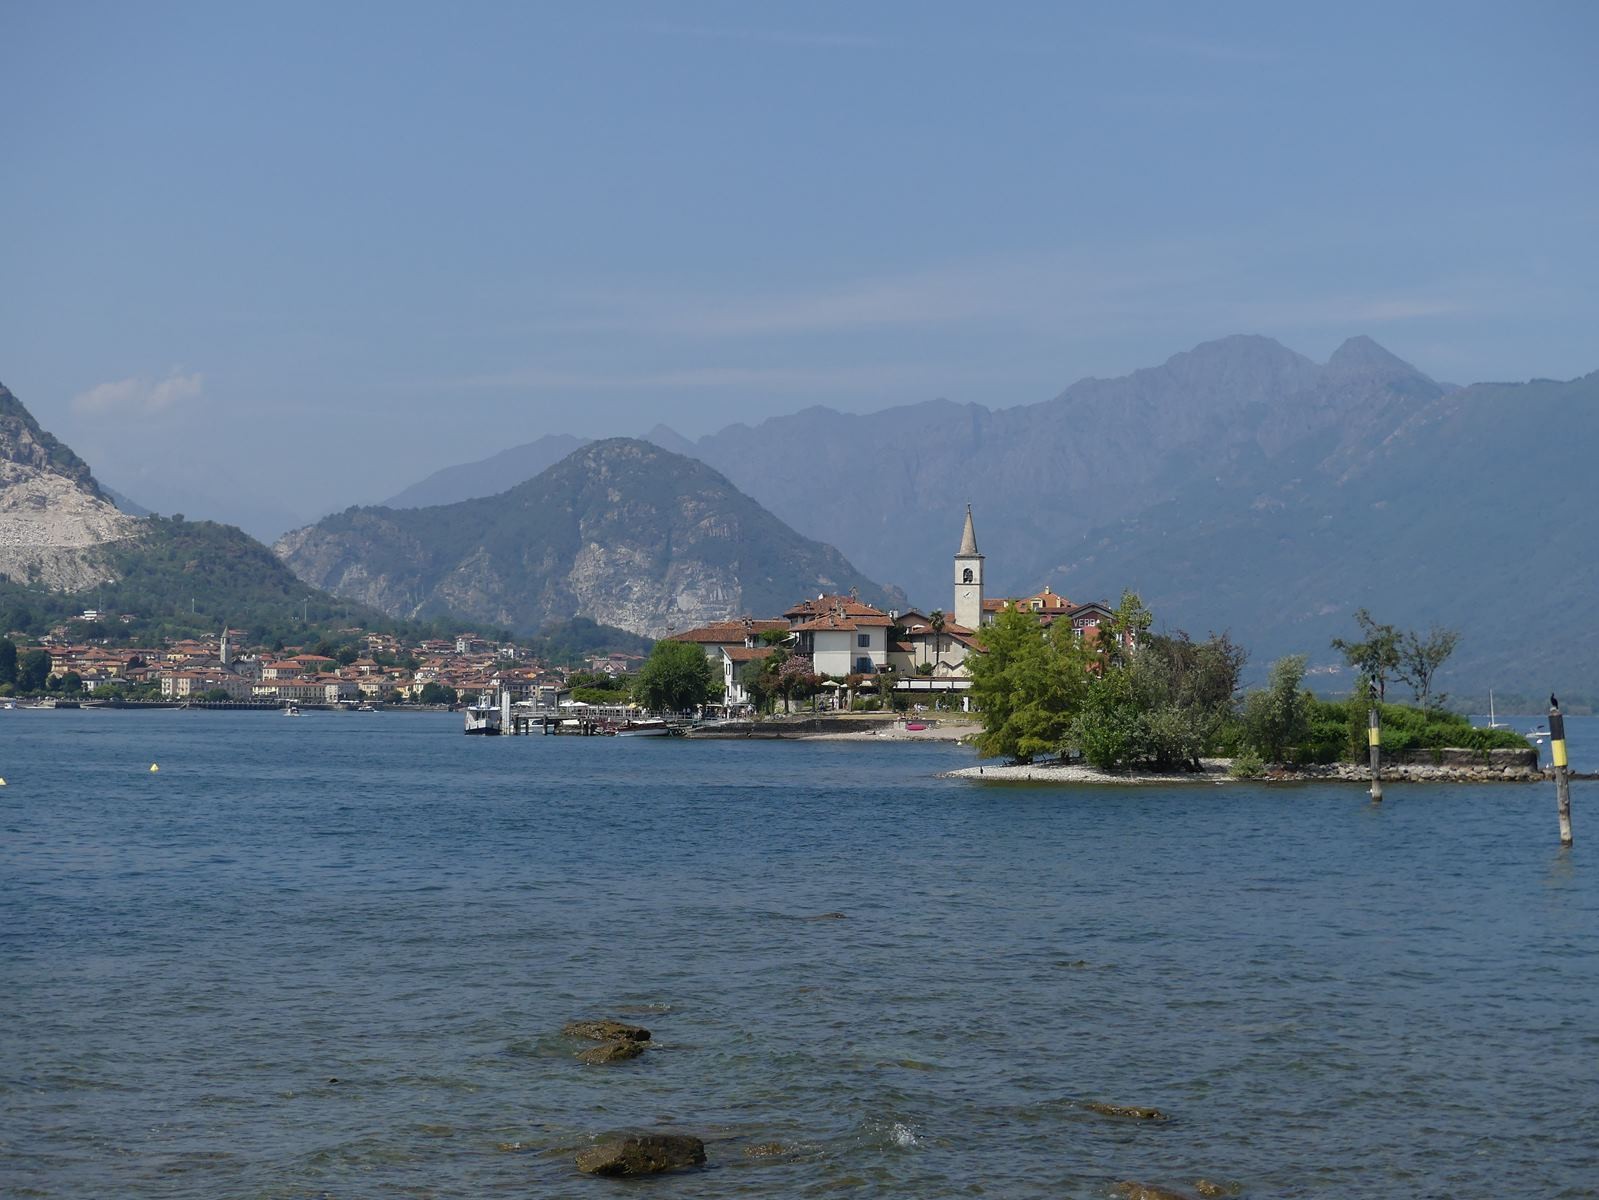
[615,718,669,737]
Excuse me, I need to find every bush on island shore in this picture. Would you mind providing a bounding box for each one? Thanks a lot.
[969,593,1531,768]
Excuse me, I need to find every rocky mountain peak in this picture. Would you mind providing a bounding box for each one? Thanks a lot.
[278,435,904,638]
[1326,335,1426,378]
[0,384,139,591]
[0,382,107,498]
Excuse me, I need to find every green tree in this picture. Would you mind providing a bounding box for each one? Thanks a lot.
[637,639,717,714]
[0,637,16,686]
[17,648,50,692]
[1120,631,1247,770]
[739,657,777,712]
[1331,609,1401,701]
[1241,654,1312,762]
[969,607,1091,762]
[1101,589,1154,669]
[1071,665,1145,768]
[418,681,458,705]
[58,670,84,694]
[928,609,946,672]
[1394,625,1460,714]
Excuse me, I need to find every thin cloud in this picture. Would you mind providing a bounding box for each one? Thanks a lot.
[72,367,203,415]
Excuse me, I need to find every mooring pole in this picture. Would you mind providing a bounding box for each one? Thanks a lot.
[1368,701,1383,803]
[1550,701,1573,847]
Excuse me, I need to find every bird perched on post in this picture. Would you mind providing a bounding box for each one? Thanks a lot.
[1551,694,1560,709]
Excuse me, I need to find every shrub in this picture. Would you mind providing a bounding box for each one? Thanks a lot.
[1229,750,1266,779]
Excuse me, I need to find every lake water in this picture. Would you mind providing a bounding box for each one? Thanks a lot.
[3,710,1596,1198]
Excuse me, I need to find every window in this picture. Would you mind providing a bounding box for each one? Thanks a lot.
[857,633,870,648]
[855,657,873,673]
[962,568,973,583]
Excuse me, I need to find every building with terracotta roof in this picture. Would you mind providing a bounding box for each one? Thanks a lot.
[789,599,894,677]
[668,618,791,668]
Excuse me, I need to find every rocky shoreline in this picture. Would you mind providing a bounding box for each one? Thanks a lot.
[945,755,1577,786]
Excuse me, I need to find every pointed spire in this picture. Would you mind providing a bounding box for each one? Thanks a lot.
[957,504,980,557]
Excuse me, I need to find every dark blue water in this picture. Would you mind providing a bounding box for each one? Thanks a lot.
[3,710,1596,1198]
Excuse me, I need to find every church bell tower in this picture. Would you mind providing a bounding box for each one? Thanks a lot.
[954,504,984,630]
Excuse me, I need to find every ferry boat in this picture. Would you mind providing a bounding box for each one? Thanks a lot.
[463,692,503,735]
[283,703,301,717]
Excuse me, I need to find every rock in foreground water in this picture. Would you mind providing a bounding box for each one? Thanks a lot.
[563,1019,650,1043]
[575,1133,706,1176]
[576,1039,646,1064]
[1084,1100,1170,1121]
[1115,1183,1197,1200]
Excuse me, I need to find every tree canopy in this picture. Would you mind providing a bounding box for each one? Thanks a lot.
[636,638,717,713]
[968,607,1093,762]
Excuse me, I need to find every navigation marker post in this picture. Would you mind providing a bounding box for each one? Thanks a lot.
[1550,700,1573,847]
[1368,702,1383,803]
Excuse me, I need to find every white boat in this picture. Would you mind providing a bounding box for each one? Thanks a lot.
[1483,690,1509,729]
[463,691,503,735]
[283,703,301,716]
[615,718,670,738]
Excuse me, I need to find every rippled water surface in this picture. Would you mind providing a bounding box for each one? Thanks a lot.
[3,710,1596,1198]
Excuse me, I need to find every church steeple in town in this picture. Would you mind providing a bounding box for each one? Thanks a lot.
[954,504,985,631]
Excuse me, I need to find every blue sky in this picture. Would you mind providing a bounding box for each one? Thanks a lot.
[2,1,1595,536]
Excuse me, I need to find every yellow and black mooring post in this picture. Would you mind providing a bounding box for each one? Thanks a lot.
[1368,701,1383,803]
[1550,698,1572,847]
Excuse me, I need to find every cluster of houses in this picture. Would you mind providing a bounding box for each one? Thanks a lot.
[669,507,1123,709]
[26,626,643,707]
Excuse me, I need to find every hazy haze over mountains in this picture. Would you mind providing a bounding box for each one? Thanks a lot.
[371,335,1598,694]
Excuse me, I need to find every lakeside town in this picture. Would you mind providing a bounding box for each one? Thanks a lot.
[0,508,1124,715]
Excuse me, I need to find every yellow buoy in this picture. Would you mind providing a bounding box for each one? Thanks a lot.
[150,764,160,773]
[0,777,7,786]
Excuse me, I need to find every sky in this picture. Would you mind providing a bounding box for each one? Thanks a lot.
[2,0,1596,538]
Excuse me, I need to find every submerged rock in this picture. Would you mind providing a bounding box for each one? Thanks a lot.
[1194,1181,1235,1198]
[801,912,847,921]
[563,1019,650,1043]
[744,1141,789,1158]
[1115,1183,1197,1200]
[575,1133,706,1176]
[1083,1101,1170,1121]
[576,1039,646,1064]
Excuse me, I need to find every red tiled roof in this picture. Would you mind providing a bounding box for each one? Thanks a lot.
[725,646,778,663]
[669,619,789,644]
[783,595,890,621]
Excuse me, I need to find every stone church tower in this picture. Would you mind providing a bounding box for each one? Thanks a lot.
[953,505,984,631]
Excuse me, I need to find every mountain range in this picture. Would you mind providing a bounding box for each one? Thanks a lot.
[370,335,1599,695]
[276,438,905,638]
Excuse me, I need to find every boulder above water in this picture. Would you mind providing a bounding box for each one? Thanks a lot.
[575,1133,706,1177]
[563,1019,650,1043]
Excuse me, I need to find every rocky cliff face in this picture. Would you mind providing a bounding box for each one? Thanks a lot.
[276,438,905,637]
[0,384,138,591]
